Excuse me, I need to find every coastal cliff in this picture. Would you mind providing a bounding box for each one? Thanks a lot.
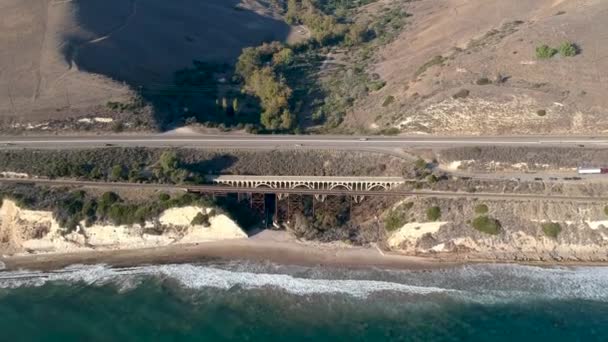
[0,199,246,256]
[385,198,608,262]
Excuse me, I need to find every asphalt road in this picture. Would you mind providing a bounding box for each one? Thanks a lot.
[0,134,607,150]
[2,178,606,202]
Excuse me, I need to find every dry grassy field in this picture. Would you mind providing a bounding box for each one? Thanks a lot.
[0,0,294,129]
[347,0,608,135]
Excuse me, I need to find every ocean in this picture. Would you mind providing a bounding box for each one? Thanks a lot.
[1,261,608,341]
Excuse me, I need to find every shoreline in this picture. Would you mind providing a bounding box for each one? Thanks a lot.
[0,231,458,272]
[3,231,608,273]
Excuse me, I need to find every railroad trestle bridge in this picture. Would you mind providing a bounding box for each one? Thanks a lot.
[207,176,405,194]
[203,176,406,226]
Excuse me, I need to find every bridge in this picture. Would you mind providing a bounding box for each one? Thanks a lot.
[206,176,406,192]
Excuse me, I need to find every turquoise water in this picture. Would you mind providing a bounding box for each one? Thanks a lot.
[1,262,608,341]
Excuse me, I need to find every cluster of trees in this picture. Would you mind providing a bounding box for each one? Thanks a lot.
[236,42,296,130]
[52,190,213,233]
[39,151,193,185]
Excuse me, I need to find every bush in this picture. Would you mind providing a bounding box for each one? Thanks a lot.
[426,206,441,221]
[475,204,489,215]
[558,42,578,57]
[452,89,470,99]
[604,206,608,216]
[415,56,445,77]
[475,77,491,85]
[537,109,547,116]
[472,216,501,235]
[191,212,211,227]
[536,44,558,59]
[382,95,395,107]
[427,174,439,184]
[542,222,562,238]
[384,209,408,231]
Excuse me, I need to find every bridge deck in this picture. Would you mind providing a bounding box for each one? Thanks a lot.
[206,176,406,183]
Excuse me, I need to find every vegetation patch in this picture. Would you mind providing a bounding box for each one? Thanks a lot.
[382,95,395,107]
[558,41,578,57]
[384,202,413,231]
[475,77,491,85]
[384,209,407,231]
[474,204,489,215]
[472,216,501,235]
[452,89,470,99]
[536,109,547,116]
[426,206,441,221]
[415,55,446,77]
[536,44,558,59]
[542,222,562,239]
[191,212,211,227]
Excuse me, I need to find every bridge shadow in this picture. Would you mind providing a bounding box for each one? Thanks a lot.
[63,0,291,129]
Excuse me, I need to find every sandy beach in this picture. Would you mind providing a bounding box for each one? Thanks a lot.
[0,230,457,272]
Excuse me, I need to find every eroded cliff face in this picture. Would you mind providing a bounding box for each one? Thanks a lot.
[385,198,608,261]
[0,200,246,255]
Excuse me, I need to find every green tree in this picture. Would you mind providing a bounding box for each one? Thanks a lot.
[426,206,441,221]
[232,98,240,115]
[285,0,300,24]
[273,48,295,66]
[110,165,125,181]
[159,151,179,173]
[246,67,293,130]
[221,97,229,113]
[345,22,368,46]
[236,47,263,80]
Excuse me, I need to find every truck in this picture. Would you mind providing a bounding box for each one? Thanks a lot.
[577,167,608,175]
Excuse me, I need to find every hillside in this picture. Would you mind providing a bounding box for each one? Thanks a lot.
[346,0,608,135]
[0,0,295,131]
[2,0,606,135]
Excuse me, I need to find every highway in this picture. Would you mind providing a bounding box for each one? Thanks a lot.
[1,178,606,203]
[0,134,607,150]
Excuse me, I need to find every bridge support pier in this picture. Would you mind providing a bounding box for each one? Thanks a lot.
[250,193,265,221]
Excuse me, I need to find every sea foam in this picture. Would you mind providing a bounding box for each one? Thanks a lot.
[2,263,608,302]
[0,264,451,298]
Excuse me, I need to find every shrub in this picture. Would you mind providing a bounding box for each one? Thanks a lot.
[426,206,441,221]
[452,89,470,99]
[158,193,170,202]
[558,42,578,57]
[382,95,395,107]
[191,212,211,227]
[368,80,386,91]
[542,222,562,238]
[475,77,491,85]
[536,44,558,59]
[385,209,408,231]
[537,109,547,116]
[475,204,489,215]
[415,158,427,170]
[604,206,608,216]
[415,56,445,77]
[427,174,439,184]
[472,216,501,235]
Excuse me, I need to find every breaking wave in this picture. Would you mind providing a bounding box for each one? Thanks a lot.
[0,264,451,298]
[2,263,608,302]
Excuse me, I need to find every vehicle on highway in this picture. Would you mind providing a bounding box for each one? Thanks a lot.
[359,138,368,141]
[578,167,608,175]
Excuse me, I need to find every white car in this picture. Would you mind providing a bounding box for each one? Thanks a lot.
[359,138,368,141]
